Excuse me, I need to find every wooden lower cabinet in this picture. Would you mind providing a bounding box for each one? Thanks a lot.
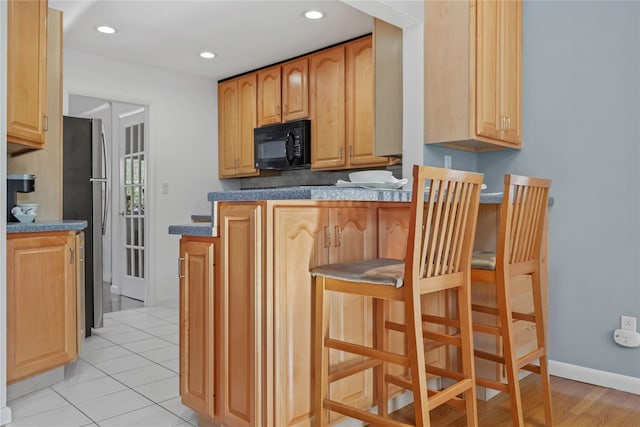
[272,205,376,426]
[219,204,263,427]
[179,237,216,419]
[6,231,77,383]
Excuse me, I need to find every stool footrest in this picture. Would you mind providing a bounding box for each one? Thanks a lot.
[425,365,465,382]
[473,322,502,335]
[386,321,462,348]
[475,376,509,392]
[328,358,382,384]
[325,338,410,367]
[474,349,505,365]
[324,399,414,427]
[517,348,545,369]
[426,379,473,410]
[422,313,461,329]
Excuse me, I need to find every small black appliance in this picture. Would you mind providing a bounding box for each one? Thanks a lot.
[254,119,311,170]
[7,174,35,222]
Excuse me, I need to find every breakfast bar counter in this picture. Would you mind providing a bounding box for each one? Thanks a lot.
[172,188,550,426]
[6,220,88,234]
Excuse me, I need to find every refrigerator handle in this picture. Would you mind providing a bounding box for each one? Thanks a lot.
[101,130,109,236]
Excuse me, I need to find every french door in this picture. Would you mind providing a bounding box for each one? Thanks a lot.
[117,109,147,301]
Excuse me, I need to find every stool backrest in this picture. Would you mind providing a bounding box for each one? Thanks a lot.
[406,165,484,289]
[499,174,552,269]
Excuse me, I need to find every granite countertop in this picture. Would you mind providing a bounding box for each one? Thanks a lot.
[7,220,88,234]
[207,186,506,204]
[168,222,213,237]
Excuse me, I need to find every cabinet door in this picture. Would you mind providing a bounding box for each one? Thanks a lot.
[500,0,522,145]
[345,37,388,167]
[476,0,522,145]
[7,233,76,383]
[238,74,259,175]
[328,208,376,418]
[257,66,282,126]
[310,46,346,170]
[179,238,215,418]
[475,0,501,142]
[218,80,239,177]
[282,58,309,122]
[273,207,329,427]
[219,204,263,427]
[7,0,48,148]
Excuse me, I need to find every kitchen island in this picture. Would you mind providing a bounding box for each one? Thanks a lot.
[169,188,548,427]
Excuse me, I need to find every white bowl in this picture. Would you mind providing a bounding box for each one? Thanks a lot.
[348,170,393,183]
[17,203,38,214]
[14,212,37,223]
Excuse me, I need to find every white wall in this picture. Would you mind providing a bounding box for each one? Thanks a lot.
[64,49,220,305]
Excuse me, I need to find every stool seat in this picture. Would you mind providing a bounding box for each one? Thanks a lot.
[471,251,497,271]
[311,258,405,288]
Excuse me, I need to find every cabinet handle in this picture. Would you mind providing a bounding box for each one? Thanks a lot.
[348,145,353,158]
[70,247,75,264]
[506,116,511,132]
[334,226,342,247]
[499,115,505,131]
[324,226,331,248]
[276,105,280,115]
[339,147,343,160]
[178,257,185,279]
[43,115,48,132]
[283,104,287,114]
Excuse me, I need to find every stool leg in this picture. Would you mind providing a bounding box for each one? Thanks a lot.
[457,283,478,427]
[531,271,553,426]
[373,298,388,417]
[498,273,525,427]
[405,289,430,427]
[314,276,330,427]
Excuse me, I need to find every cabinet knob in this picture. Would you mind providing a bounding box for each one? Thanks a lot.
[43,115,48,132]
[276,105,280,115]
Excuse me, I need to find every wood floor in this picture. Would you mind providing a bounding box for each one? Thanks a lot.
[383,375,640,426]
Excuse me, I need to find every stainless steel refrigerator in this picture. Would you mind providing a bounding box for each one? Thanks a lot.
[63,116,106,336]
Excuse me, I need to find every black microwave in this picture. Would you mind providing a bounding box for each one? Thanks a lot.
[254,119,311,170]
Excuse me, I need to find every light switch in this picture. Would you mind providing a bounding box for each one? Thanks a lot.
[161,182,169,195]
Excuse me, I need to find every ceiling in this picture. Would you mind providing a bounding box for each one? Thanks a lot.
[49,0,374,81]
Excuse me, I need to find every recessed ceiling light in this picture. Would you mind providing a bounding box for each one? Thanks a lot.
[96,26,116,34]
[200,51,216,59]
[304,10,324,20]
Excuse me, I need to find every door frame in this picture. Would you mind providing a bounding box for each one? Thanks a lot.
[114,105,149,302]
[66,88,155,306]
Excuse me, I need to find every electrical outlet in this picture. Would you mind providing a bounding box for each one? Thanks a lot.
[621,315,636,331]
[444,155,452,169]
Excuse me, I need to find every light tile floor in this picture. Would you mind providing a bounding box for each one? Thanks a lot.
[7,304,197,427]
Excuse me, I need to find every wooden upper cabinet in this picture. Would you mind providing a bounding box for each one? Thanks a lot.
[7,232,77,383]
[310,45,346,170]
[179,238,215,419]
[7,0,48,149]
[258,58,309,127]
[257,66,282,126]
[346,37,389,167]
[424,0,522,151]
[218,75,259,178]
[281,58,309,122]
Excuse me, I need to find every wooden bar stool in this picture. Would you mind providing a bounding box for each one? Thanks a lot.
[311,165,483,426]
[471,174,553,426]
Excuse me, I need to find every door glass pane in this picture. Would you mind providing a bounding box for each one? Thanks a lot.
[132,124,139,153]
[139,249,145,279]
[126,187,132,214]
[126,218,131,245]
[139,123,145,152]
[125,127,131,155]
[133,249,139,277]
[133,218,139,246]
[125,158,132,185]
[126,248,132,275]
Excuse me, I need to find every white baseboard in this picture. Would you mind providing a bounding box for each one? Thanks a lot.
[549,360,640,395]
[0,406,12,426]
